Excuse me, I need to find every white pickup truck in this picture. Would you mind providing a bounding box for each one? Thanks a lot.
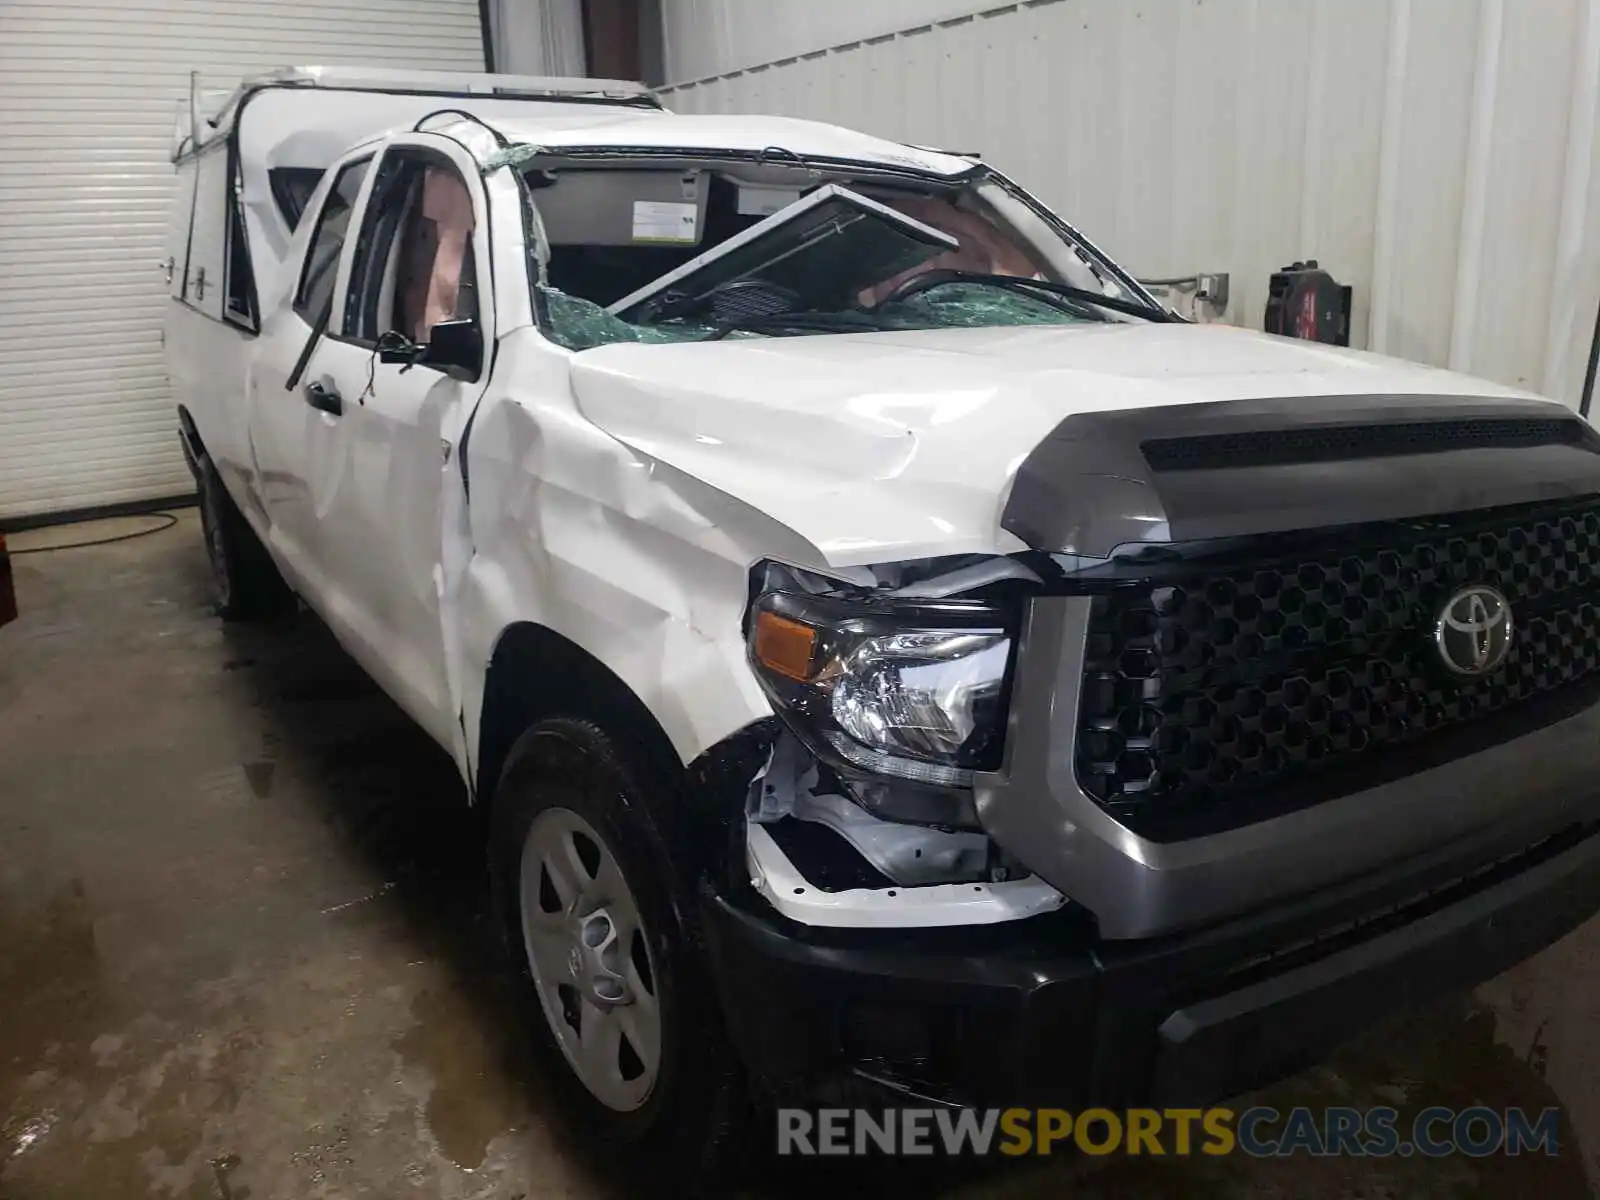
[166,66,1600,1175]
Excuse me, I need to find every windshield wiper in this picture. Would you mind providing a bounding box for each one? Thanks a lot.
[701,311,902,340]
[880,268,1175,322]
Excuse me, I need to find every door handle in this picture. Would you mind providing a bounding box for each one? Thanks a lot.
[303,379,343,416]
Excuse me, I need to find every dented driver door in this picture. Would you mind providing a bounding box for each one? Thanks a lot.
[302,138,494,750]
[249,137,492,752]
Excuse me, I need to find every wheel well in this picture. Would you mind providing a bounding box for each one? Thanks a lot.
[476,622,686,816]
[176,406,205,478]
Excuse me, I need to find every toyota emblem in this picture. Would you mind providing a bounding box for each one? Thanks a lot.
[1434,585,1513,676]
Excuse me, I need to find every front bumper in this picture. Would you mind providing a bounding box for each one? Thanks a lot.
[700,820,1600,1108]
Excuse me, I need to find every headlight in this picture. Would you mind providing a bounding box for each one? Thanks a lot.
[745,571,1014,805]
[829,630,1010,772]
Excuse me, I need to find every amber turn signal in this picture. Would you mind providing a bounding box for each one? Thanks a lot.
[753,610,819,681]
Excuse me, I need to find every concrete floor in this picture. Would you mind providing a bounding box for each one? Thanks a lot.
[2,511,1600,1199]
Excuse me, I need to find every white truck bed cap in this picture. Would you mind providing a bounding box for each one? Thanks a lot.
[232,65,654,103]
[180,65,658,156]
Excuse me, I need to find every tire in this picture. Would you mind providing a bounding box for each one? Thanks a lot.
[489,718,747,1190]
[195,452,294,621]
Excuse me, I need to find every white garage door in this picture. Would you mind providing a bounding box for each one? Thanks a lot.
[0,0,486,522]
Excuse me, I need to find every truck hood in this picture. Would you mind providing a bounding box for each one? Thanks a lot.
[566,321,1547,567]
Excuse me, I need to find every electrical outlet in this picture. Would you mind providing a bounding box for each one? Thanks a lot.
[1195,272,1230,309]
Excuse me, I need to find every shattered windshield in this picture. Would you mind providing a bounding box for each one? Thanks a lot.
[522,162,1163,350]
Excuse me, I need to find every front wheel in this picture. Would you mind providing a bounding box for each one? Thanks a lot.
[521,802,664,1112]
[489,719,746,1185]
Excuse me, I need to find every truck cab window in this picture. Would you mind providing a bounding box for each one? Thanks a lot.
[345,158,477,347]
[396,167,476,343]
[293,157,371,322]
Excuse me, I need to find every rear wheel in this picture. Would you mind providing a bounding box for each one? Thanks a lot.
[195,453,293,620]
[489,719,746,1187]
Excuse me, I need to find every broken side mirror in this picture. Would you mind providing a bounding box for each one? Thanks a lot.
[418,318,483,381]
[377,329,425,370]
[380,321,481,381]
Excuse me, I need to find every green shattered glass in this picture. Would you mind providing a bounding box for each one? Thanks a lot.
[484,144,546,171]
[875,283,1078,328]
[535,280,1086,351]
[538,287,714,351]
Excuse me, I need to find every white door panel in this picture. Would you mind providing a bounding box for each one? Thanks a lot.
[248,308,344,599]
[312,138,494,748]
[339,360,466,745]
[186,145,229,322]
[248,152,375,600]
[249,135,489,751]
[163,159,197,302]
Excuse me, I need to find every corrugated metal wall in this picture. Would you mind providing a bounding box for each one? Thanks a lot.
[660,0,1600,409]
[661,0,990,83]
[0,0,485,522]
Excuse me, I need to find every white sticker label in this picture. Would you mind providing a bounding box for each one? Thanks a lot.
[737,184,802,217]
[632,200,698,244]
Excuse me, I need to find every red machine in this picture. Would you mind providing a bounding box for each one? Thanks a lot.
[1264,259,1352,346]
[0,533,16,627]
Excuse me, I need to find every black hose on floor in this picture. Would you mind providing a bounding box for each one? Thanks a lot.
[9,513,181,556]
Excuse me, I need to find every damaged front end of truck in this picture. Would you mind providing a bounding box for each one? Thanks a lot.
[681,399,1600,1111]
[454,119,1600,1116]
[735,555,1067,927]
[681,548,1085,1107]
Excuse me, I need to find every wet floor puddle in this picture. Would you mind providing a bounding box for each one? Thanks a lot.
[391,983,539,1173]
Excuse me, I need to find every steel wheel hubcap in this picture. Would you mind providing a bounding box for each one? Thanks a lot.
[519,806,661,1112]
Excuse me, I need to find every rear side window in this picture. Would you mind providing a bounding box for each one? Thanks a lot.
[269,167,325,230]
[294,158,371,321]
